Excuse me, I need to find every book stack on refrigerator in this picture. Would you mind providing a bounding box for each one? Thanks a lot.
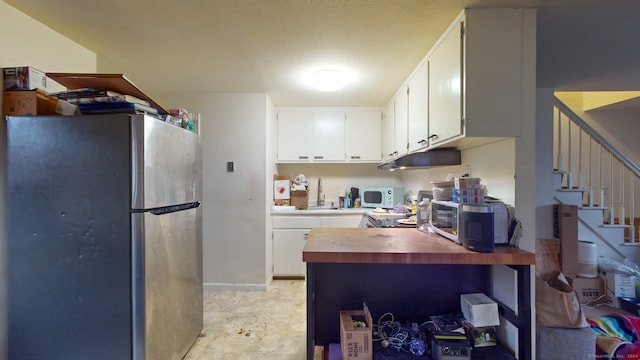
[49,88,159,115]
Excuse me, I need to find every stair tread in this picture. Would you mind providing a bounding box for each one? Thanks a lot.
[559,189,586,193]
[601,224,629,228]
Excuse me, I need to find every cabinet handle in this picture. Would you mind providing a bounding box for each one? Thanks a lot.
[428,134,439,140]
[298,156,309,160]
[304,234,310,241]
[350,155,361,159]
[314,156,324,160]
[418,139,427,145]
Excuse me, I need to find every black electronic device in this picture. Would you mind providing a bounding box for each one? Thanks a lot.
[431,332,472,360]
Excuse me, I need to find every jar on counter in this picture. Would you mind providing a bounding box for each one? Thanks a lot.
[417,199,431,233]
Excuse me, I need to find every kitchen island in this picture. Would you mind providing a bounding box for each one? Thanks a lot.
[303,227,535,360]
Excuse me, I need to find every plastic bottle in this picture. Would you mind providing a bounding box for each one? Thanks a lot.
[417,198,431,232]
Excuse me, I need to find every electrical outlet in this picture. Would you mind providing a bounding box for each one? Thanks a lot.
[227,161,235,172]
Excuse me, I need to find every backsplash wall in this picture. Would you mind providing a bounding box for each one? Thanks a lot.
[400,139,516,206]
[276,163,401,205]
[398,139,516,206]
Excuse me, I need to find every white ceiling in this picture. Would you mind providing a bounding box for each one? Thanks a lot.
[5,0,640,107]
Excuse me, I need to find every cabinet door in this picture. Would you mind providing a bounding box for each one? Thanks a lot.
[393,89,409,156]
[313,111,345,161]
[407,61,429,152]
[345,111,381,162]
[273,229,308,276]
[276,111,313,161]
[428,20,463,146]
[382,101,395,161]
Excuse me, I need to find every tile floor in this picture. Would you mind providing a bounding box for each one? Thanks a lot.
[184,280,316,360]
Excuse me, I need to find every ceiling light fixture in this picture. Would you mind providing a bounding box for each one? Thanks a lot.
[309,69,349,92]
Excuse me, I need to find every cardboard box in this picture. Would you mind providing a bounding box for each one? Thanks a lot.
[340,303,372,360]
[461,320,496,348]
[618,297,640,316]
[460,293,500,328]
[274,180,290,200]
[3,89,59,117]
[290,190,308,210]
[454,177,482,189]
[553,204,579,277]
[3,66,64,92]
[600,270,636,307]
[568,276,605,303]
[273,175,291,201]
[452,189,484,204]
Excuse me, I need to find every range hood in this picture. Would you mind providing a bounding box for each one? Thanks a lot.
[378,147,461,171]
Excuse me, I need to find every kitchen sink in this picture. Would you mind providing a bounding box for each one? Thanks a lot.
[305,206,339,211]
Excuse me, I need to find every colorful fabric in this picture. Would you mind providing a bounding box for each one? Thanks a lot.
[588,314,640,359]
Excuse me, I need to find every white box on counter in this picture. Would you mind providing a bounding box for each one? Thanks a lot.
[600,270,636,307]
[454,177,482,189]
[460,293,500,327]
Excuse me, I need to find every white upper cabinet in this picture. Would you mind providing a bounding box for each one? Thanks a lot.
[428,8,535,149]
[407,61,429,152]
[276,110,314,162]
[382,101,395,161]
[313,110,345,161]
[428,20,462,147]
[345,111,382,162]
[393,88,409,157]
[276,108,382,163]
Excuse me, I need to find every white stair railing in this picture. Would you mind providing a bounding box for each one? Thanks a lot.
[554,97,639,243]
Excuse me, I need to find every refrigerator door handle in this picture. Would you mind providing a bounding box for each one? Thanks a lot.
[136,201,201,215]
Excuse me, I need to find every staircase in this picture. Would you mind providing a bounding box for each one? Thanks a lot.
[552,97,640,263]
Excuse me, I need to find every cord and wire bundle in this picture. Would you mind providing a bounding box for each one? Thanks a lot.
[372,312,429,356]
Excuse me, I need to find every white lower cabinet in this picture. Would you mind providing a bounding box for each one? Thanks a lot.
[273,229,310,276]
[272,214,364,277]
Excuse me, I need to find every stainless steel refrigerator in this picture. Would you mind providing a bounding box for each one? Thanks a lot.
[7,114,203,360]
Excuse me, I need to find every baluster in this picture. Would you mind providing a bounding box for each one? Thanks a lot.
[567,115,573,189]
[556,108,563,175]
[631,175,636,243]
[588,136,594,207]
[619,166,625,227]
[578,128,584,190]
[599,145,605,208]
[609,153,615,225]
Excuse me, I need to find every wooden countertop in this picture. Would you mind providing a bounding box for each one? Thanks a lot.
[303,228,535,265]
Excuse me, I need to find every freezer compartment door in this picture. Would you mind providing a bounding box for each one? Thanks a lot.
[131,205,203,360]
[131,115,201,209]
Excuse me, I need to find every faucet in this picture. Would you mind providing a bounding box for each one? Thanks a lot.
[317,177,325,207]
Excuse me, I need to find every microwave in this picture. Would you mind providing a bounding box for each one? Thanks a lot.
[429,200,510,245]
[359,187,404,209]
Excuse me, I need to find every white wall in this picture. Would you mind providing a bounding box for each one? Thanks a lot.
[265,98,276,284]
[556,92,640,165]
[154,92,270,289]
[1,3,96,359]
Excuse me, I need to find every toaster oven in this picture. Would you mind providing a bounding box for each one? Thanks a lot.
[429,200,509,245]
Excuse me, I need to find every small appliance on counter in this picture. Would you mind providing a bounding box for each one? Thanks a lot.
[429,200,511,249]
[359,187,404,209]
[458,204,497,253]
